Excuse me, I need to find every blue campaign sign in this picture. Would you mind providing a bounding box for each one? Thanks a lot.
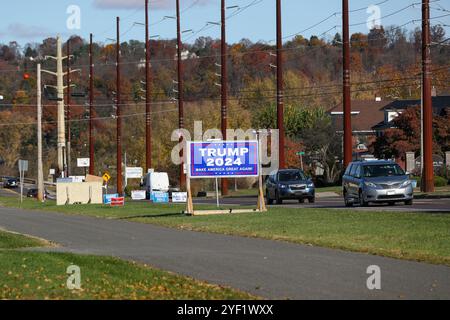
[151,191,169,203]
[188,141,259,179]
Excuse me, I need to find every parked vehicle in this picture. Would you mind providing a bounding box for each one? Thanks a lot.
[4,179,18,188]
[342,160,414,207]
[266,169,315,205]
[27,188,49,199]
[142,172,170,199]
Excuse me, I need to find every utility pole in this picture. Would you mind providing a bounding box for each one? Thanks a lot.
[41,36,74,177]
[276,0,285,169]
[66,39,72,177]
[422,0,435,192]
[89,33,95,176]
[145,0,152,173]
[116,17,123,196]
[342,0,353,168]
[176,0,186,189]
[56,36,66,176]
[37,64,44,202]
[221,0,229,195]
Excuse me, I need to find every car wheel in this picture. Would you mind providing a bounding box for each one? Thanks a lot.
[344,190,353,207]
[359,191,369,207]
[275,191,283,205]
[308,197,315,204]
[298,198,305,204]
[405,199,413,206]
[266,190,273,205]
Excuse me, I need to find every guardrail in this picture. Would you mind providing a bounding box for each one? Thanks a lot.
[1,175,55,187]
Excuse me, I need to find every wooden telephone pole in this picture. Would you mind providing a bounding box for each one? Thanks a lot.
[276,0,285,169]
[422,0,435,192]
[145,0,152,173]
[342,0,353,168]
[221,0,229,195]
[89,33,95,176]
[116,17,123,195]
[176,0,186,189]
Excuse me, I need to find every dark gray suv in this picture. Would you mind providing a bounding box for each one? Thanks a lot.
[342,160,414,207]
[266,169,315,204]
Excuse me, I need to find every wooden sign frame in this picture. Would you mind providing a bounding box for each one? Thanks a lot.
[184,140,267,216]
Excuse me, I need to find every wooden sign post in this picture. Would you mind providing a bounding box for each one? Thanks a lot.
[185,139,267,216]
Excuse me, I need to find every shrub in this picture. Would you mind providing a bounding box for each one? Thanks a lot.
[411,176,448,188]
[435,176,448,187]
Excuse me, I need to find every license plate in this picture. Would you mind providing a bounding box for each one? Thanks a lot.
[387,190,396,195]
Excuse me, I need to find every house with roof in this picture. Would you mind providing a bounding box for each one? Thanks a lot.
[372,95,450,135]
[328,95,450,159]
[328,98,391,158]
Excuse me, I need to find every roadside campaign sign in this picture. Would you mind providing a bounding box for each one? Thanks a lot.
[103,193,119,204]
[172,192,188,203]
[131,190,146,200]
[187,141,259,179]
[151,191,169,203]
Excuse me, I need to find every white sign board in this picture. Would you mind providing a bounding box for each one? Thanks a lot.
[126,167,143,179]
[77,158,90,168]
[131,190,147,201]
[18,160,29,172]
[69,176,85,183]
[49,169,56,175]
[172,192,188,203]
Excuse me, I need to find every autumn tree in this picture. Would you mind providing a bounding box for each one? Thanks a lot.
[371,106,449,160]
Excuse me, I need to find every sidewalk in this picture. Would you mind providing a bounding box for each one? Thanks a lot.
[0,206,449,299]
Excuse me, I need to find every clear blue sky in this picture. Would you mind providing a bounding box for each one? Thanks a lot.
[0,0,449,47]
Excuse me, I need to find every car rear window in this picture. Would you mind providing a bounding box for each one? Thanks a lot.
[363,164,405,177]
[278,171,306,182]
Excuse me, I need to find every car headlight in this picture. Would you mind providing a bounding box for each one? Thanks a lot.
[364,182,378,188]
[307,183,314,188]
[400,180,412,188]
[279,184,288,189]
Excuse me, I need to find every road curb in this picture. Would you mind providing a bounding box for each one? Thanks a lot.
[415,194,450,200]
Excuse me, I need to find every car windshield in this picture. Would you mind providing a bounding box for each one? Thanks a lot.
[278,171,306,182]
[363,164,405,178]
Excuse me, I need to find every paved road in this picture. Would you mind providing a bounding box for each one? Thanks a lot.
[196,196,450,213]
[0,206,449,299]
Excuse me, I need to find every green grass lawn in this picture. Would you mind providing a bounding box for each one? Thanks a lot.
[0,230,254,300]
[226,186,342,197]
[0,229,48,249]
[1,197,450,266]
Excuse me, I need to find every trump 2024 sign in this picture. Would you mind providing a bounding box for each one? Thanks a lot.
[187,141,259,179]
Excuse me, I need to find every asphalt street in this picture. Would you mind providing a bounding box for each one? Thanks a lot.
[195,196,450,213]
[0,206,449,299]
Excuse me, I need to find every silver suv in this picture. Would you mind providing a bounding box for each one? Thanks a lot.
[342,160,414,207]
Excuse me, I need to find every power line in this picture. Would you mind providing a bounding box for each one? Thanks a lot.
[183,0,264,42]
